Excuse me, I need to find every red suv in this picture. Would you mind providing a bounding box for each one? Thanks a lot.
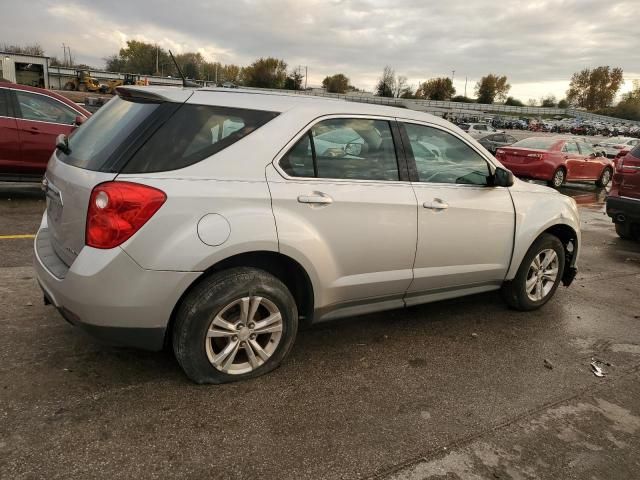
[607,144,640,240]
[0,81,90,182]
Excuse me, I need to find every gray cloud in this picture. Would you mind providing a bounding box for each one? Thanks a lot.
[3,0,639,98]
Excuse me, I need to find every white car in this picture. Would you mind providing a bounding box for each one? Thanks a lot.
[595,137,640,158]
[459,122,502,138]
[35,86,580,383]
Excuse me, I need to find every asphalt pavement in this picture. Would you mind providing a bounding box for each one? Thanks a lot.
[0,180,639,479]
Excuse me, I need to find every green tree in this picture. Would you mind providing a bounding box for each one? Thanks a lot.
[116,40,164,75]
[504,96,524,106]
[557,99,569,109]
[322,73,350,93]
[242,57,288,88]
[540,95,557,107]
[415,77,455,100]
[451,95,474,103]
[284,68,304,90]
[604,80,640,120]
[375,66,396,97]
[566,66,624,110]
[475,74,511,104]
[174,52,205,79]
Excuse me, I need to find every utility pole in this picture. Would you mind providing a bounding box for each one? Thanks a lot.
[305,66,308,90]
[155,44,159,75]
[215,64,218,85]
[465,76,468,98]
[451,70,455,84]
[62,43,67,66]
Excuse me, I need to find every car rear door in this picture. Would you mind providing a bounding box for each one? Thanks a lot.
[398,120,514,302]
[11,89,78,176]
[577,142,604,179]
[267,116,417,312]
[561,141,585,180]
[0,87,22,176]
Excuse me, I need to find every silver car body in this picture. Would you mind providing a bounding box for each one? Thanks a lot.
[34,87,581,349]
[596,137,640,158]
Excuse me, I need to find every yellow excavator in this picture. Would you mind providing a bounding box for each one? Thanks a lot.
[102,74,147,94]
[62,70,103,92]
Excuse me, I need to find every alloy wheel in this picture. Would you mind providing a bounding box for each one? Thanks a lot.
[553,169,565,187]
[525,249,559,302]
[205,296,283,375]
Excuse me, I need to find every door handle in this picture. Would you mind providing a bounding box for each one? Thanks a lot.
[297,192,333,205]
[423,199,449,210]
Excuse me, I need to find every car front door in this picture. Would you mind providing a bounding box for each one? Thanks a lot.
[577,142,603,179]
[267,116,417,316]
[398,120,515,304]
[0,87,22,176]
[11,89,78,176]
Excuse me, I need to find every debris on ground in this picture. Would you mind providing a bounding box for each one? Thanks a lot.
[471,333,478,338]
[590,362,605,377]
[543,359,554,370]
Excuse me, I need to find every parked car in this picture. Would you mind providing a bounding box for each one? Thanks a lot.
[0,80,91,182]
[35,87,580,384]
[495,136,614,188]
[477,132,518,154]
[594,137,640,158]
[607,144,640,240]
[459,122,501,138]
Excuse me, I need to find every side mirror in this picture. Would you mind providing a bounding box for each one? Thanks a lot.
[344,142,363,156]
[74,115,86,127]
[492,167,514,187]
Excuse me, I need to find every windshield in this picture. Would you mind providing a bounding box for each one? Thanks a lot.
[511,137,558,151]
[61,97,160,171]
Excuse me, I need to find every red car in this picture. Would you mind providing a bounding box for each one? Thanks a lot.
[0,81,91,182]
[495,136,614,188]
[607,145,640,240]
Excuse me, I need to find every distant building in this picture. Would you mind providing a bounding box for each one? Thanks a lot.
[0,52,50,89]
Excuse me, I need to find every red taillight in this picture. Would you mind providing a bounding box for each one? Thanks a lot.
[86,182,166,249]
[618,156,640,175]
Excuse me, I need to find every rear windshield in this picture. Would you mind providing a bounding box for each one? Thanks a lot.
[122,104,278,173]
[62,97,159,170]
[511,137,558,151]
[60,97,278,173]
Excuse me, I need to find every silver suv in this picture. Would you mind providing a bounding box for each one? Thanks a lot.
[35,87,580,383]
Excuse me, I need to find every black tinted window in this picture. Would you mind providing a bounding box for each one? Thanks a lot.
[630,144,640,158]
[123,104,278,173]
[280,118,399,181]
[403,123,490,185]
[62,97,159,170]
[0,89,8,117]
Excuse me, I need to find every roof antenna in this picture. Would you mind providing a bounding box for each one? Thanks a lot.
[168,50,200,88]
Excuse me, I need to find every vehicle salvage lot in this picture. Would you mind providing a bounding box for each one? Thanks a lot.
[1,183,640,479]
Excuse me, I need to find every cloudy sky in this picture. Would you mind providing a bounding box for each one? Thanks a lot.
[3,0,639,100]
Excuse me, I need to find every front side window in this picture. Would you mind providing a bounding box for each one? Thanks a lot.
[15,91,76,125]
[280,118,399,181]
[403,123,490,186]
[578,142,595,156]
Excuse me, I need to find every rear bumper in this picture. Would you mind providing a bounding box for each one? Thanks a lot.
[499,162,554,181]
[606,195,640,223]
[34,219,201,351]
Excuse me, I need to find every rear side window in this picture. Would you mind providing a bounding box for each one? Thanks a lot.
[577,142,595,155]
[511,137,557,150]
[563,142,579,154]
[15,91,77,125]
[280,118,400,181]
[630,144,640,158]
[122,104,278,173]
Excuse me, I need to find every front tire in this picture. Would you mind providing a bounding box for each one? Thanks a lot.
[615,222,632,240]
[596,167,612,188]
[547,168,566,188]
[172,267,298,384]
[502,234,565,311]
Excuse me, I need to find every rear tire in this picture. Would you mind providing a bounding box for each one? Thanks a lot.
[596,167,612,188]
[502,234,565,311]
[172,267,298,384]
[547,168,565,188]
[615,222,632,240]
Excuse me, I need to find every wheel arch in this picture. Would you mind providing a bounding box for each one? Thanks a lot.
[164,250,315,347]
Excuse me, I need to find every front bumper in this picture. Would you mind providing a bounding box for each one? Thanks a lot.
[34,222,201,351]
